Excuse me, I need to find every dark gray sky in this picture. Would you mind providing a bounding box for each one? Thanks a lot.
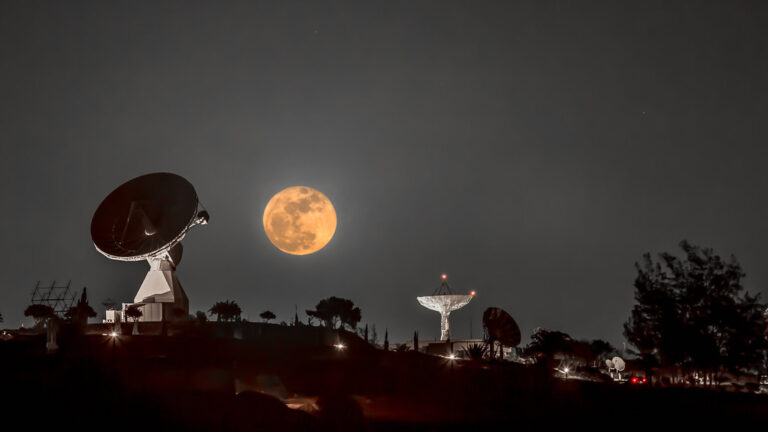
[1,1,767,346]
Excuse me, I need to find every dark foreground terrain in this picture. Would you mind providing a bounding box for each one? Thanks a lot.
[1,323,766,431]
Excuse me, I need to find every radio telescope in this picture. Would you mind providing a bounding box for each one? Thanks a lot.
[91,173,209,322]
[417,275,475,341]
[482,307,521,359]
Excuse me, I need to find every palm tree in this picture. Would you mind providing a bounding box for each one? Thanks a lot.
[260,310,276,323]
[462,343,489,360]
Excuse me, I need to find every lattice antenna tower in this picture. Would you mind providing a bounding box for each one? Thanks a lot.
[30,280,78,316]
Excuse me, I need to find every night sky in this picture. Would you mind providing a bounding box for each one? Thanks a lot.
[2,1,767,347]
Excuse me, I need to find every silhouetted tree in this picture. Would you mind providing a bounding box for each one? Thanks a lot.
[384,329,389,351]
[370,324,379,345]
[209,300,242,322]
[363,324,368,343]
[305,297,361,330]
[523,329,574,364]
[65,288,97,328]
[24,304,55,326]
[195,310,207,323]
[624,241,768,385]
[0,311,3,323]
[413,331,419,352]
[260,310,276,323]
[588,339,618,367]
[125,304,143,323]
[125,304,143,335]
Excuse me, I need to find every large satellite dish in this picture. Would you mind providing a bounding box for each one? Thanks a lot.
[91,173,208,322]
[417,275,474,341]
[482,307,521,348]
[91,173,207,261]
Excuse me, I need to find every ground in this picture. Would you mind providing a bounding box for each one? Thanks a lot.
[1,323,766,430]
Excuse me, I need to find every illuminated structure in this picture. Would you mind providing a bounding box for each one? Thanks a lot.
[417,275,474,341]
[91,173,209,322]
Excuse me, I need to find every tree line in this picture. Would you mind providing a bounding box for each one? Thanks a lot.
[623,240,767,385]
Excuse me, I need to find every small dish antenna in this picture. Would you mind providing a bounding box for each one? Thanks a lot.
[417,275,474,340]
[612,356,625,372]
[91,173,209,322]
[605,359,614,369]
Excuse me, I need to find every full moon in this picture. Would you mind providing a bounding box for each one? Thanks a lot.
[263,186,337,255]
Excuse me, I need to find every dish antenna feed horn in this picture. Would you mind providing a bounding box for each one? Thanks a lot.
[91,172,209,322]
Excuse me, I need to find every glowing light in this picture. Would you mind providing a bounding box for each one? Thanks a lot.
[470,290,476,296]
[441,274,447,279]
[334,343,346,350]
[631,377,638,384]
[642,377,647,383]
[563,368,569,374]
[448,353,456,360]
[110,332,118,337]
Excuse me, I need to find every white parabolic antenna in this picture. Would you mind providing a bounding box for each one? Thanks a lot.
[612,356,626,372]
[91,173,209,322]
[605,359,614,369]
[417,275,474,341]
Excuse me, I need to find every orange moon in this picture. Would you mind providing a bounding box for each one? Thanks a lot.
[263,186,337,255]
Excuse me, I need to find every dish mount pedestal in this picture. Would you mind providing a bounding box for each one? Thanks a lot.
[124,256,189,322]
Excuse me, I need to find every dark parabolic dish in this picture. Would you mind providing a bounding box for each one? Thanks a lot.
[483,307,521,348]
[91,173,199,261]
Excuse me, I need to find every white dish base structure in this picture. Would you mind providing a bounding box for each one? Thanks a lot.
[122,256,189,322]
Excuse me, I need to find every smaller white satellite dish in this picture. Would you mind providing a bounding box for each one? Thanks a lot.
[605,359,614,369]
[612,356,625,372]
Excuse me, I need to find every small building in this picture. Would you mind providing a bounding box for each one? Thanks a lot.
[103,309,121,323]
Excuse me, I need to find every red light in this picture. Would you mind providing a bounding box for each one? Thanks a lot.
[631,377,638,384]
[642,378,647,383]
[470,290,476,296]
[441,274,447,279]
